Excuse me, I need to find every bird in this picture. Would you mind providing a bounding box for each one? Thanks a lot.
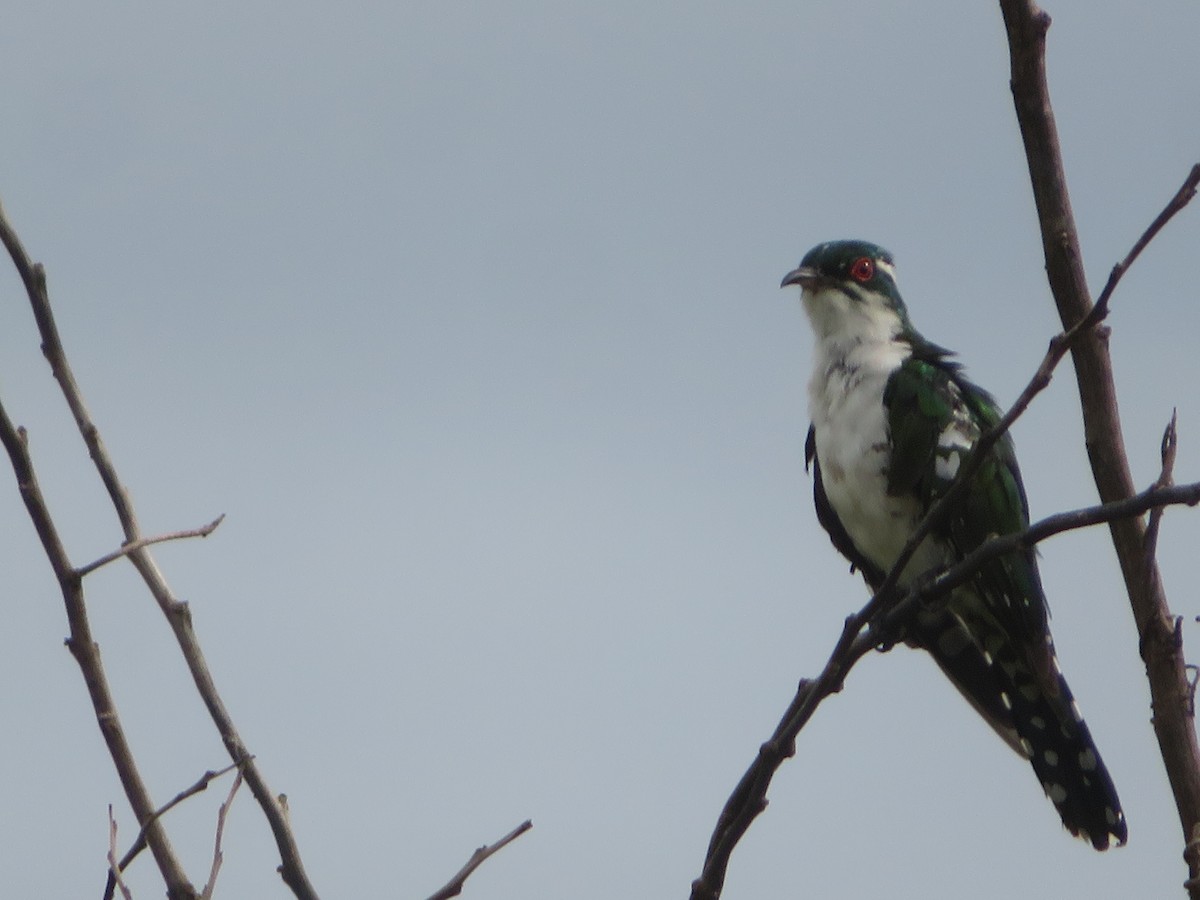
[781,239,1126,849]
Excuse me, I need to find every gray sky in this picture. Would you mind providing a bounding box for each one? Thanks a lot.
[1,2,1198,897]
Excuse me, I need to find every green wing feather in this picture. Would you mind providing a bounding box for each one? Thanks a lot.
[882,356,1047,639]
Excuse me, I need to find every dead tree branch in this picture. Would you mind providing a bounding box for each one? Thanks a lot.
[0,414,195,900]
[694,221,1121,897]
[1000,1,1200,893]
[0,199,318,899]
[0,209,197,900]
[692,477,1200,900]
[103,760,249,900]
[77,514,226,578]
[200,769,245,900]
[424,820,534,900]
[693,9,1200,892]
[107,807,135,900]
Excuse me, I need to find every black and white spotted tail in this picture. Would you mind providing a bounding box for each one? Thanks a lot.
[917,607,1127,850]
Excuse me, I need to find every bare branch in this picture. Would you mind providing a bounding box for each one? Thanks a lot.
[834,278,1103,654]
[0,209,197,899]
[77,515,226,578]
[1094,168,1200,319]
[691,242,1118,899]
[424,820,533,900]
[200,770,245,900]
[692,476,1200,899]
[0,199,318,899]
[694,140,1199,889]
[1000,1,1200,893]
[697,25,1200,898]
[1143,411,1178,596]
[107,807,135,900]
[104,760,250,900]
[900,481,1200,626]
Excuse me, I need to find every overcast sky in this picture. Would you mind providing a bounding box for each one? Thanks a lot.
[2,2,1198,898]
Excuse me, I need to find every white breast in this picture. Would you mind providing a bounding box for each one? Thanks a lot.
[804,291,947,582]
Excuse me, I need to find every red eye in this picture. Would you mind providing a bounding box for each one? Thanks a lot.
[849,257,875,283]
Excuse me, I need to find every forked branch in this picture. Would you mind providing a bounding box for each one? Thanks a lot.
[103,760,249,900]
[0,213,197,898]
[1000,0,1200,892]
[691,474,1200,900]
[0,199,317,899]
[692,18,1200,888]
[77,514,226,578]
[424,820,534,900]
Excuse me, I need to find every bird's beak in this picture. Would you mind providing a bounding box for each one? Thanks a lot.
[780,266,820,290]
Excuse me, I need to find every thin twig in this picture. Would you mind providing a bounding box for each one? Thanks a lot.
[200,770,245,900]
[424,820,533,900]
[1141,410,1178,630]
[810,270,1111,692]
[108,806,135,900]
[694,96,1200,896]
[77,515,226,578]
[104,760,250,900]
[1094,167,1200,319]
[0,199,318,899]
[0,205,197,899]
[693,299,1098,900]
[692,477,1200,900]
[1000,1,1200,894]
[901,481,1200,624]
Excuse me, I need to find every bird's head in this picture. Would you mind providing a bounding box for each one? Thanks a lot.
[781,239,914,343]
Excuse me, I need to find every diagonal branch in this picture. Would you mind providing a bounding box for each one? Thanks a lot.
[0,200,319,900]
[1093,171,1200,317]
[103,760,250,900]
[844,277,1104,643]
[692,268,1105,900]
[1000,1,1200,894]
[107,807,135,900]
[693,29,1200,889]
[1143,411,1178,603]
[199,769,245,900]
[77,514,226,578]
[692,477,1200,900]
[868,26,1199,688]
[0,237,197,900]
[423,820,533,900]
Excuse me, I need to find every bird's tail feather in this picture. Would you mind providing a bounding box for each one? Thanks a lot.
[915,607,1127,849]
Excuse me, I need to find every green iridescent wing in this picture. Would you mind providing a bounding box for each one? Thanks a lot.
[879,355,1126,845]
[882,355,1047,639]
